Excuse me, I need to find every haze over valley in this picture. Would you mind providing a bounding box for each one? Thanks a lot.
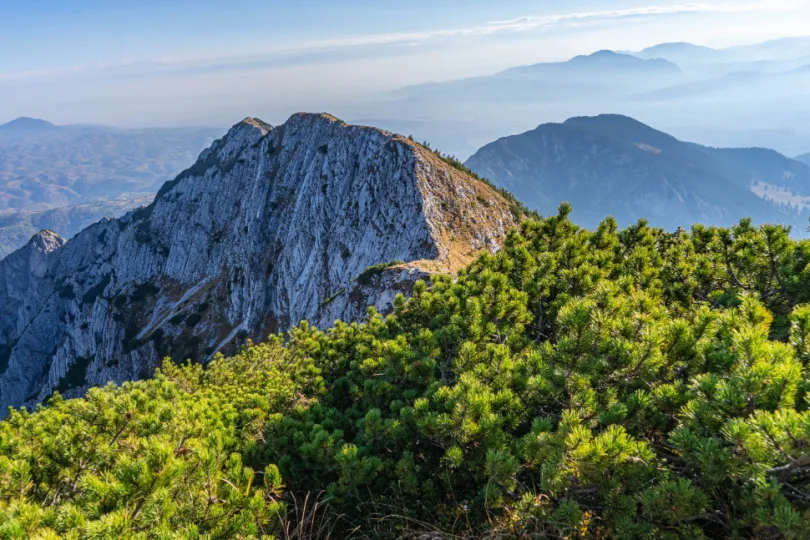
[0,116,220,254]
[365,36,810,159]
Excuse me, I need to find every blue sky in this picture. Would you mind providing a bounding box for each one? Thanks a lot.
[1,0,809,126]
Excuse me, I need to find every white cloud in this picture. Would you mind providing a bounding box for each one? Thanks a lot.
[304,1,807,47]
[1,0,806,83]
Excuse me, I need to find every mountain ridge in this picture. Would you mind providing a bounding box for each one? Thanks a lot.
[465,114,810,231]
[504,49,682,74]
[390,50,684,105]
[0,112,518,412]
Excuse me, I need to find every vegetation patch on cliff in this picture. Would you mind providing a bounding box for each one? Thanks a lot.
[355,260,405,286]
[319,288,346,308]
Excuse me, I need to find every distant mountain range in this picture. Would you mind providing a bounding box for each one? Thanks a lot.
[392,50,683,103]
[648,37,810,66]
[797,153,810,166]
[366,36,810,159]
[633,42,720,64]
[465,114,810,233]
[0,117,221,212]
[0,193,153,258]
[0,117,222,254]
[619,38,810,78]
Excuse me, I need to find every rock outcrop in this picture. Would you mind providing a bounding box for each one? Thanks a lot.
[0,113,518,412]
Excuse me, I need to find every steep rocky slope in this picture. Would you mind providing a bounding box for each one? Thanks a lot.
[0,113,517,412]
[466,114,810,232]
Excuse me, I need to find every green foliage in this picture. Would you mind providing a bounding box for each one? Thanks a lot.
[6,207,810,537]
[356,260,405,286]
[320,288,346,308]
[0,341,323,538]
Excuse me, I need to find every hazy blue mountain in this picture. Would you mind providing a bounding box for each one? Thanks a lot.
[635,63,810,102]
[798,153,810,166]
[725,36,810,62]
[0,119,221,212]
[632,42,720,66]
[633,70,768,100]
[465,114,810,232]
[0,193,153,258]
[633,38,810,69]
[513,49,682,75]
[367,37,810,160]
[391,51,683,103]
[0,117,58,133]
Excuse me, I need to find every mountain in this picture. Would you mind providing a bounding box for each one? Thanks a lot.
[362,37,810,160]
[633,69,769,100]
[0,122,220,212]
[465,114,810,231]
[633,42,719,65]
[391,51,683,104]
[725,35,810,62]
[633,63,810,103]
[527,49,681,74]
[797,153,810,166]
[0,117,57,133]
[0,193,153,258]
[0,113,518,412]
[632,38,810,69]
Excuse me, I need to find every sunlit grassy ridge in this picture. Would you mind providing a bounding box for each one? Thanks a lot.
[4,204,810,538]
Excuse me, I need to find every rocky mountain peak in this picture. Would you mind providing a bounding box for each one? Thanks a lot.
[0,113,519,413]
[28,229,67,253]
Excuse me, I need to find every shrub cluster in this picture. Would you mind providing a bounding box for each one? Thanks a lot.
[4,205,810,538]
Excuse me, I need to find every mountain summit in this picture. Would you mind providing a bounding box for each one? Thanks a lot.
[0,117,57,132]
[0,113,518,411]
[465,114,810,231]
[563,49,682,72]
[389,50,684,114]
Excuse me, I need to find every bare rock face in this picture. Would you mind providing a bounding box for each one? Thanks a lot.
[0,113,518,412]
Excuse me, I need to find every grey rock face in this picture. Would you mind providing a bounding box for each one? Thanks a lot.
[0,113,517,412]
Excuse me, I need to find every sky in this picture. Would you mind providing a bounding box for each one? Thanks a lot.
[1,0,809,126]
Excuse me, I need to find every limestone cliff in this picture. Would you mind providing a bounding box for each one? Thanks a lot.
[0,113,518,411]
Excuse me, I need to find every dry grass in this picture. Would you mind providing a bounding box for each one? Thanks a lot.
[275,492,353,540]
[273,492,572,539]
